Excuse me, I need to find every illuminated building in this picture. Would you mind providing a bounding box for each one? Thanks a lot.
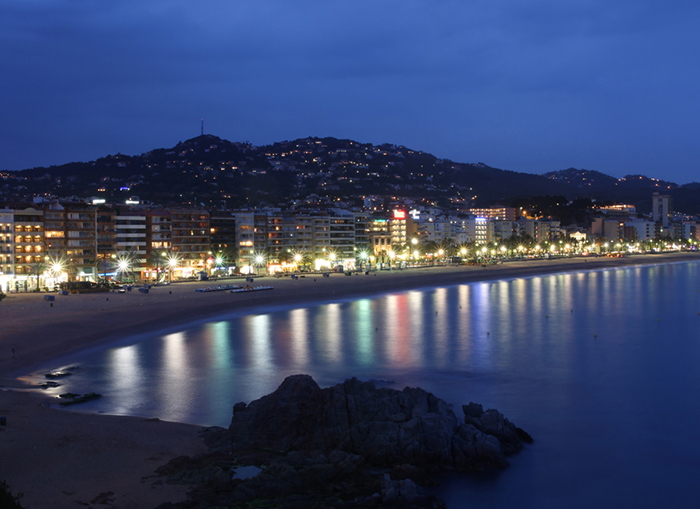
[652,193,672,228]
[389,210,417,248]
[468,206,516,221]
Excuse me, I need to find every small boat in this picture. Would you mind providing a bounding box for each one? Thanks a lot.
[195,284,242,293]
[229,286,274,294]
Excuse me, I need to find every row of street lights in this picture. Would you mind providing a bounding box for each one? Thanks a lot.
[59,237,695,283]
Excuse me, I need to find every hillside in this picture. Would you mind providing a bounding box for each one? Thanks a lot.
[2,135,699,213]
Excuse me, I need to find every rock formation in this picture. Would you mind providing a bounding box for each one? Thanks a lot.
[229,374,531,473]
[156,375,532,509]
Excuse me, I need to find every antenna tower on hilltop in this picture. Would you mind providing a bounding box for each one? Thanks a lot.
[201,119,204,136]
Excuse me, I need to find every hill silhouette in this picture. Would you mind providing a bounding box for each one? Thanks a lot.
[3,135,699,214]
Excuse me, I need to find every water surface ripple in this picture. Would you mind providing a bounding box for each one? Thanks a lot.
[39,261,700,508]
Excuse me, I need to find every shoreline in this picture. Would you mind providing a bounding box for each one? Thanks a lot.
[1,252,698,508]
[3,252,698,388]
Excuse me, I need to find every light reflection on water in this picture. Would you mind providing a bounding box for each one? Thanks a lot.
[40,261,700,508]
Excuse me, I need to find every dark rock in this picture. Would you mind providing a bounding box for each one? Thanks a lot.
[198,426,231,452]
[158,375,531,509]
[229,374,528,472]
[381,473,421,502]
[463,402,534,455]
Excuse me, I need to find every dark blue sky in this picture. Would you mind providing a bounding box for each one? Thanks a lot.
[2,1,699,183]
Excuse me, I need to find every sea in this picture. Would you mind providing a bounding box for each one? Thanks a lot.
[29,260,700,508]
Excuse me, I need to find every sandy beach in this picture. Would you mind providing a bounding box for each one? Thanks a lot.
[1,252,697,508]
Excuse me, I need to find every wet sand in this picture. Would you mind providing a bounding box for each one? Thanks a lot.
[0,252,697,508]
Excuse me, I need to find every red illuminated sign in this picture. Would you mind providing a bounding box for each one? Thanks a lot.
[393,210,406,219]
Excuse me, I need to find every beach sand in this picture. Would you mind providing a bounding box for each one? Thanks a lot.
[1,252,697,508]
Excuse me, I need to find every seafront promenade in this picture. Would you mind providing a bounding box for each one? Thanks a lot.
[0,252,697,508]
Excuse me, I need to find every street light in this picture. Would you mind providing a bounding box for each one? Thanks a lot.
[167,256,179,283]
[255,254,265,275]
[359,251,368,269]
[116,257,131,282]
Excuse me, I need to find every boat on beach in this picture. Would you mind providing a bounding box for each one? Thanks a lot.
[229,286,273,294]
[194,284,242,293]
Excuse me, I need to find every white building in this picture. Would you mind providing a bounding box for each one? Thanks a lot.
[623,219,655,241]
[464,216,488,244]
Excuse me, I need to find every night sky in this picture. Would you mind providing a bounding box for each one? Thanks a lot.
[2,1,699,183]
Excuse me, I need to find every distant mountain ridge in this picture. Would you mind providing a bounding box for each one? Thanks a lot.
[2,135,699,214]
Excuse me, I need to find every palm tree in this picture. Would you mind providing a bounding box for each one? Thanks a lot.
[147,249,177,282]
[438,237,456,258]
[95,248,117,283]
[24,256,48,291]
[115,251,140,283]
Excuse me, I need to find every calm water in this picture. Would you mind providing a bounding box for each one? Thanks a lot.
[34,261,700,508]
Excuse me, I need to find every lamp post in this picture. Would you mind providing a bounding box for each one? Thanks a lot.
[359,251,368,270]
[168,256,178,284]
[117,258,131,282]
[255,254,265,275]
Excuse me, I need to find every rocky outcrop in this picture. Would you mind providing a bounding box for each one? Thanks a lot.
[155,375,531,509]
[229,374,530,473]
[462,402,533,455]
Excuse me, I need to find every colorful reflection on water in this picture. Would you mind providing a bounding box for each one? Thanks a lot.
[37,261,700,508]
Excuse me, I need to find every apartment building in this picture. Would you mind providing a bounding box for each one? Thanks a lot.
[12,207,44,277]
[590,218,622,242]
[623,219,655,241]
[465,216,488,245]
[652,193,672,227]
[469,206,516,221]
[234,212,255,270]
[169,208,210,268]
[329,210,355,262]
[295,212,330,264]
[488,220,518,243]
[354,212,370,255]
[0,209,13,291]
[519,218,562,243]
[114,209,148,275]
[369,217,391,256]
[209,212,236,266]
[266,213,296,264]
[389,210,417,249]
[43,201,96,280]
